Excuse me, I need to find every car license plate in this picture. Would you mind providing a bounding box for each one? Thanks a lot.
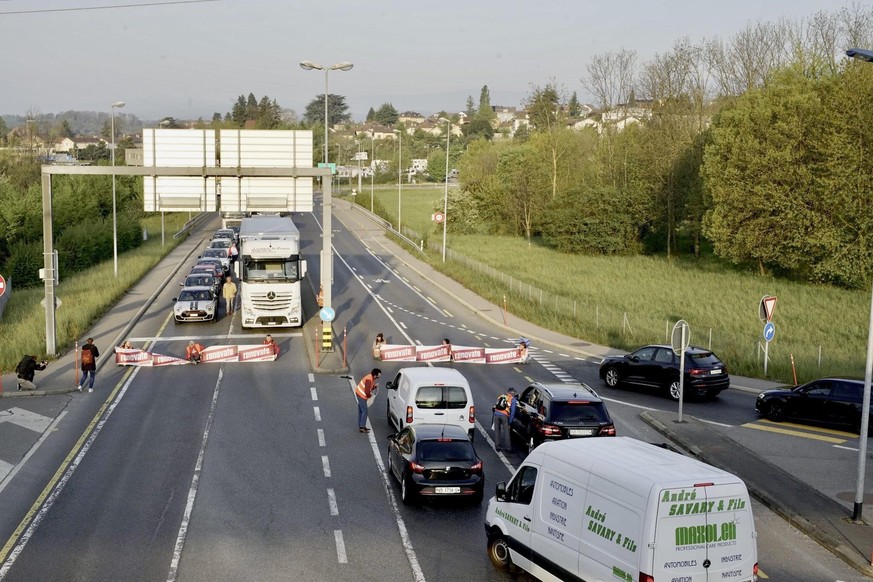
[569,429,593,436]
[710,369,722,375]
[434,487,460,494]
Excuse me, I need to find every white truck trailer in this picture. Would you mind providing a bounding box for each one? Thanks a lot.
[237,215,307,328]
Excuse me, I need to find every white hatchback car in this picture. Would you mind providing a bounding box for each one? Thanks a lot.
[173,286,218,322]
[385,367,476,440]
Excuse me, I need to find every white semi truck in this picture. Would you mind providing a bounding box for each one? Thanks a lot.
[237,215,307,328]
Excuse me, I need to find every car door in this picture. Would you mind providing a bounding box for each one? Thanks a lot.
[512,386,539,439]
[389,427,413,481]
[623,346,658,385]
[827,381,862,426]
[652,347,678,387]
[792,380,834,421]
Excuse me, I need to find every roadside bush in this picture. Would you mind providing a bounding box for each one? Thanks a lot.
[4,241,42,288]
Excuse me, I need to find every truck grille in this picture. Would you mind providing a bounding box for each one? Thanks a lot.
[249,291,294,311]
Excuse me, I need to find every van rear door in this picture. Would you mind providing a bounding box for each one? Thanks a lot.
[414,385,468,425]
[652,482,756,581]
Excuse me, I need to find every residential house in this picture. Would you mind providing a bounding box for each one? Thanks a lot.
[398,111,425,125]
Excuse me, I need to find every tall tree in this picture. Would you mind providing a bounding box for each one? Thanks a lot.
[372,102,399,125]
[465,95,476,117]
[583,48,638,110]
[303,94,352,126]
[478,85,495,121]
[366,106,375,122]
[567,92,582,117]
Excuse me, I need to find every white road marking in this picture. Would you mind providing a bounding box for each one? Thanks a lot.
[327,488,339,516]
[0,460,13,486]
[399,321,407,329]
[167,369,225,581]
[308,373,315,383]
[0,408,52,433]
[334,530,347,564]
[128,333,301,342]
[834,445,859,452]
[322,455,331,478]
[317,429,326,447]
[313,406,321,422]
[310,387,318,401]
[0,412,68,495]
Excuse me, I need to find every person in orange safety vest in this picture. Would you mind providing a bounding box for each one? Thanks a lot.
[355,368,381,433]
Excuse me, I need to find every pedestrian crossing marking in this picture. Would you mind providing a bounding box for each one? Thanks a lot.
[0,407,52,433]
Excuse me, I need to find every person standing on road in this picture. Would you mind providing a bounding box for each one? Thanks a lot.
[492,387,517,452]
[222,275,237,316]
[77,338,100,393]
[355,368,381,433]
[16,355,47,391]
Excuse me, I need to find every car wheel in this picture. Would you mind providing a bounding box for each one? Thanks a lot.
[765,401,785,422]
[666,380,682,401]
[401,474,417,506]
[604,366,621,388]
[487,533,513,570]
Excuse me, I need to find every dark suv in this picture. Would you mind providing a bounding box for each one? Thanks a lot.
[756,378,872,434]
[510,382,615,453]
[599,344,730,401]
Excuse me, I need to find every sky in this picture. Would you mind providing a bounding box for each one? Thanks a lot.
[0,0,861,123]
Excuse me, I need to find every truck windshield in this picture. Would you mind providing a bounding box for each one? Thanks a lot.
[243,258,299,282]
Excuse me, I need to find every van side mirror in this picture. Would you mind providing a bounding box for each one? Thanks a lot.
[172,298,178,302]
[386,381,397,391]
[495,482,507,501]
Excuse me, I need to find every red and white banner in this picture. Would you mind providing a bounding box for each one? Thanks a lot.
[115,345,277,366]
[377,344,524,364]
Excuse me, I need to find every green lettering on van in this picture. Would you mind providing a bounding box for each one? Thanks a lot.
[675,521,738,546]
[611,565,633,582]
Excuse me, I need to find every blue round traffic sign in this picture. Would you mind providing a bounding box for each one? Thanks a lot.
[763,321,776,342]
[319,306,336,322]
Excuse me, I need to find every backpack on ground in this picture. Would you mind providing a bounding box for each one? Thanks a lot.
[81,347,94,366]
[495,395,508,411]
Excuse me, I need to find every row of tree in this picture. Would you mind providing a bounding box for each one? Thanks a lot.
[450,4,873,289]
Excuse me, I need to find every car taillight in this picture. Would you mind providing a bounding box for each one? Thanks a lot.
[599,425,616,436]
[753,562,758,576]
[409,461,425,474]
[406,406,413,424]
[639,574,654,582]
[470,461,482,472]
[689,368,708,377]
[469,405,475,423]
[539,424,562,436]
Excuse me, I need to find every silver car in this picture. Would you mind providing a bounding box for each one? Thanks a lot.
[173,286,218,322]
[201,248,230,272]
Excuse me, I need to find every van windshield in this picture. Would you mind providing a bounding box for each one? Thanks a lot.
[550,402,610,423]
[415,386,468,409]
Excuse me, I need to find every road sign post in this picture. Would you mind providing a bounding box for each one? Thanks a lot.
[759,296,777,376]
[671,320,691,423]
[0,274,6,298]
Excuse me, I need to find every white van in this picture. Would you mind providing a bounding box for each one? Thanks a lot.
[485,437,757,582]
[385,367,476,439]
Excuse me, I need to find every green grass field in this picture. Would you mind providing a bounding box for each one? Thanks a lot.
[348,188,867,384]
[0,213,189,370]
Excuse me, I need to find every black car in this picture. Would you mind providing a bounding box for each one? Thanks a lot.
[387,423,484,505]
[599,344,730,401]
[510,382,616,453]
[181,273,221,297]
[756,378,871,434]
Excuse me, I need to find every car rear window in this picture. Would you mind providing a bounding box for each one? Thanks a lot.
[418,441,475,462]
[549,402,610,424]
[415,386,468,409]
[687,352,721,366]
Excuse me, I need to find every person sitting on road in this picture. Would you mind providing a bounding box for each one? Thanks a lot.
[517,338,531,364]
[372,332,386,359]
[186,340,205,364]
[120,341,134,349]
[264,333,280,356]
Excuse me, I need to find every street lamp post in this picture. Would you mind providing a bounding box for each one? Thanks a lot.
[370,136,375,214]
[299,60,353,165]
[438,117,451,262]
[844,47,873,523]
[110,101,125,278]
[394,129,402,233]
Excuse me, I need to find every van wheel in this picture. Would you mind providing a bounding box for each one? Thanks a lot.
[666,380,682,401]
[765,402,785,422]
[401,475,417,506]
[487,534,512,570]
[603,366,621,388]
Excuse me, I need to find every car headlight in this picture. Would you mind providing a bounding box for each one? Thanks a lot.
[206,304,214,312]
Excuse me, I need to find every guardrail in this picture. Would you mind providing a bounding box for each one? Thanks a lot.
[348,201,426,256]
[174,212,212,239]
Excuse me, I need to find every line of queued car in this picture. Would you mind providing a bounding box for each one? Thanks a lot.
[172,228,237,323]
